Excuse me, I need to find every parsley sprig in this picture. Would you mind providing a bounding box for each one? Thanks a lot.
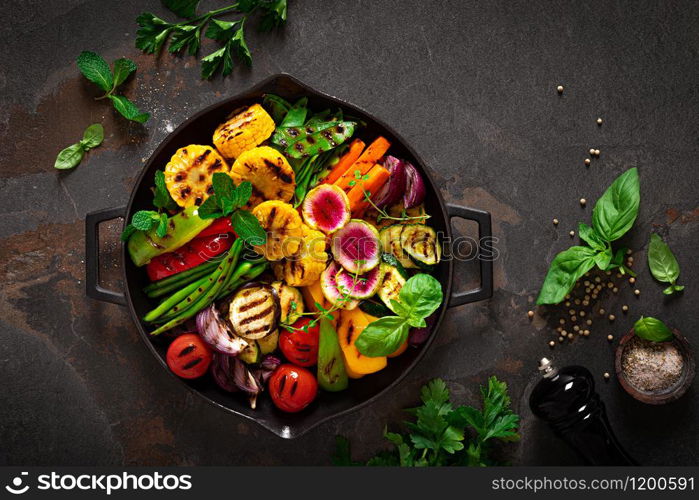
[76,52,149,123]
[197,172,266,245]
[136,0,288,79]
[334,377,519,466]
[121,171,178,241]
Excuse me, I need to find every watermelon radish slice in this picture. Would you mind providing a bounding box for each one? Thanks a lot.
[320,261,359,310]
[331,220,382,274]
[302,184,350,234]
[336,265,384,299]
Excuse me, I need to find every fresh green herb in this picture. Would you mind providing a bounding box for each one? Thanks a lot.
[121,171,179,241]
[537,168,640,305]
[54,123,104,170]
[197,172,266,245]
[136,1,288,80]
[355,274,442,357]
[152,171,179,211]
[77,52,149,123]
[634,316,673,343]
[648,233,684,295]
[334,377,519,467]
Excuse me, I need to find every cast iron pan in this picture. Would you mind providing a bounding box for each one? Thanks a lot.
[85,74,493,438]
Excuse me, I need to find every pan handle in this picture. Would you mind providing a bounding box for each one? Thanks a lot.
[85,207,127,306]
[446,204,494,307]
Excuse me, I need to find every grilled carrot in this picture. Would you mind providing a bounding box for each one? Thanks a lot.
[347,164,390,215]
[334,136,391,191]
[323,139,365,184]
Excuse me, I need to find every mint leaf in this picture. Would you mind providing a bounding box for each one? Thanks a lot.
[197,196,223,219]
[120,224,137,242]
[54,143,85,170]
[80,123,104,150]
[355,316,409,357]
[163,0,200,18]
[153,170,178,211]
[231,209,267,245]
[112,58,137,87]
[108,95,150,123]
[634,316,673,342]
[77,51,113,92]
[234,181,253,209]
[131,210,160,230]
[156,213,169,238]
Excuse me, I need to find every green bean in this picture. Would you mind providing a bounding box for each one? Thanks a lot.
[149,240,243,335]
[144,260,221,298]
[216,261,268,299]
[143,274,211,323]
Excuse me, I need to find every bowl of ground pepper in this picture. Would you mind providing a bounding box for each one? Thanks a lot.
[615,328,695,404]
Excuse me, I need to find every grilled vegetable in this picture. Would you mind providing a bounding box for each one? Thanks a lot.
[335,265,384,299]
[272,225,328,286]
[334,136,391,191]
[166,333,213,379]
[164,145,229,207]
[227,283,280,340]
[331,220,382,274]
[238,339,261,364]
[302,183,350,234]
[377,262,407,313]
[373,156,406,208]
[145,234,232,282]
[196,304,250,356]
[271,281,305,324]
[300,279,330,312]
[379,224,417,269]
[251,200,304,260]
[358,299,393,318]
[274,120,357,159]
[230,146,296,205]
[400,224,441,267]
[403,161,426,208]
[337,308,387,377]
[317,317,348,392]
[128,205,214,267]
[213,104,276,159]
[320,261,359,310]
[257,330,280,355]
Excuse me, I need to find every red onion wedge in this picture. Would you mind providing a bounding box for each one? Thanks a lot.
[374,156,406,208]
[196,304,249,355]
[211,353,238,393]
[403,161,426,208]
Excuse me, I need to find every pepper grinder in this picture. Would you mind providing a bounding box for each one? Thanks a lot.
[529,358,637,465]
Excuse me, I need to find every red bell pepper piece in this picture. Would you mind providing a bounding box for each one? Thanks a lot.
[146,234,234,282]
[194,217,234,239]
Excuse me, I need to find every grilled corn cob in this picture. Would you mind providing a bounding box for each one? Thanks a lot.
[273,225,328,286]
[251,200,304,260]
[164,145,229,207]
[230,146,296,205]
[213,104,275,160]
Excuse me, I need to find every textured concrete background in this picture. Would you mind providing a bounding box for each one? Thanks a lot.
[1,0,697,465]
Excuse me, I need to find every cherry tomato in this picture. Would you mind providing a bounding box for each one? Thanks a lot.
[146,234,233,281]
[279,318,320,367]
[194,217,234,239]
[166,333,213,379]
[268,364,318,413]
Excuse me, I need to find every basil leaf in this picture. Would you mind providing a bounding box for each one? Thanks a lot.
[578,222,606,251]
[592,168,640,242]
[156,213,169,238]
[593,246,612,270]
[108,95,150,123]
[231,209,266,245]
[131,210,160,230]
[197,196,222,219]
[77,51,113,92]
[648,233,680,285]
[634,316,673,343]
[355,316,410,357]
[163,0,200,18]
[398,274,443,323]
[80,123,104,150]
[664,284,684,295]
[112,58,137,87]
[54,143,85,170]
[536,246,597,305]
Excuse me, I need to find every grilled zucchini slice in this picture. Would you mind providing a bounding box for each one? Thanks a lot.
[251,200,305,260]
[228,284,280,340]
[359,299,393,318]
[271,281,305,324]
[400,224,441,267]
[376,262,406,313]
[379,224,417,269]
[164,145,229,207]
[257,330,279,355]
[230,146,296,205]
[213,104,275,160]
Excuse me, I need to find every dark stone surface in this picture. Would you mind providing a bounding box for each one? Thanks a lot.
[1,0,697,465]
